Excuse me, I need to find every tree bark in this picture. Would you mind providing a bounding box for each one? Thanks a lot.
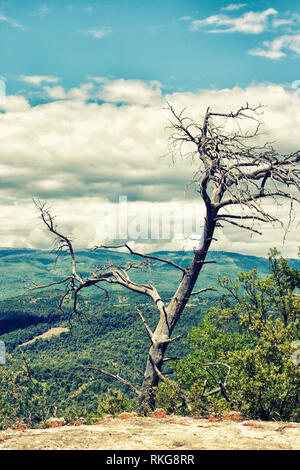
[139,206,217,412]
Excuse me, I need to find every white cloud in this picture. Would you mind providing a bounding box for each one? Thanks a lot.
[191,8,277,34]
[43,85,67,100]
[0,197,296,257]
[221,4,247,12]
[250,34,300,59]
[33,5,50,17]
[19,75,60,86]
[250,47,285,60]
[188,7,300,58]
[0,95,31,112]
[272,18,293,28]
[0,81,299,256]
[87,76,108,84]
[43,83,93,101]
[97,79,163,106]
[0,13,26,30]
[272,13,300,29]
[82,27,112,39]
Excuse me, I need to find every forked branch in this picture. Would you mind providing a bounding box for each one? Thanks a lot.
[98,243,186,273]
[167,103,300,236]
[84,366,141,396]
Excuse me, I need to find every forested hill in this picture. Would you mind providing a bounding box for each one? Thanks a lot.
[1,247,299,301]
[0,247,299,418]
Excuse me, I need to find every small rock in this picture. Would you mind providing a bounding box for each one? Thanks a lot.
[46,417,66,428]
[118,412,136,420]
[152,408,167,418]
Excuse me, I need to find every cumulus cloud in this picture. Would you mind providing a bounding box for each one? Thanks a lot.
[0,95,31,112]
[250,33,300,59]
[0,196,296,258]
[43,85,67,100]
[18,75,60,86]
[188,6,300,59]
[96,79,163,106]
[190,8,277,34]
[0,80,299,256]
[43,82,94,101]
[42,79,163,105]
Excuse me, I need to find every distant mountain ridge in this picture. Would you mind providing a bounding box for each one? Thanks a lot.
[0,247,299,301]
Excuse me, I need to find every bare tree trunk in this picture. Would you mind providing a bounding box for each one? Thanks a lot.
[139,323,169,412]
[139,206,217,411]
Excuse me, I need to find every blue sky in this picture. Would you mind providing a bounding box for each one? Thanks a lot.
[0,1,299,256]
[1,0,300,97]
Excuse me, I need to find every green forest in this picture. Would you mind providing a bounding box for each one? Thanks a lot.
[0,248,299,428]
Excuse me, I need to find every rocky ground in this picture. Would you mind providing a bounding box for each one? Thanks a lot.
[0,414,299,450]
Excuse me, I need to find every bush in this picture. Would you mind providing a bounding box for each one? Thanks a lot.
[226,318,299,421]
[0,355,49,429]
[97,389,136,417]
[157,250,300,421]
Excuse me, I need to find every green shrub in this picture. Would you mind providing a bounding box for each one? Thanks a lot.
[97,389,136,417]
[158,250,300,421]
[0,355,49,429]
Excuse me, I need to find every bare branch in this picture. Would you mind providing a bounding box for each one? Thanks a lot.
[217,217,263,235]
[33,199,81,281]
[84,366,141,396]
[97,243,186,273]
[215,214,270,223]
[22,277,73,291]
[166,103,299,239]
[163,357,183,362]
[135,307,154,343]
[191,361,232,402]
[164,334,183,344]
[190,287,217,297]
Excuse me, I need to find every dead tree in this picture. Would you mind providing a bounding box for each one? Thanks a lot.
[30,104,300,412]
